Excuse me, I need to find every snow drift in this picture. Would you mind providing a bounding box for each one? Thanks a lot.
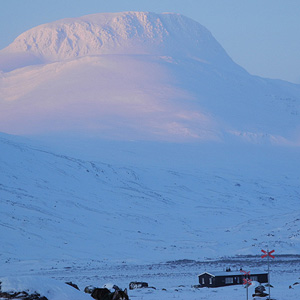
[0,276,91,300]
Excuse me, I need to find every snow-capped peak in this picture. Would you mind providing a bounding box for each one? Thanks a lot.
[0,12,299,143]
[3,12,231,65]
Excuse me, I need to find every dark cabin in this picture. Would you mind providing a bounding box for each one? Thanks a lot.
[198,268,268,288]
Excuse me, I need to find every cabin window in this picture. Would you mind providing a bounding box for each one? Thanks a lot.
[250,276,258,281]
[209,278,212,285]
[237,277,240,283]
[202,278,205,285]
[225,277,233,284]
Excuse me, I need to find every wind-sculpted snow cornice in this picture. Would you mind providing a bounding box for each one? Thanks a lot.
[3,12,232,65]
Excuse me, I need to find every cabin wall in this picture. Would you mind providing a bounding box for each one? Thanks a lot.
[199,274,215,287]
[215,275,241,287]
[257,273,268,283]
[199,273,268,288]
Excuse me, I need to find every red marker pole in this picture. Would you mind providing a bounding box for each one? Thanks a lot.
[241,270,251,300]
[261,249,275,300]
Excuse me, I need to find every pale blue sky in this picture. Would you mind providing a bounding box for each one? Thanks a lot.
[0,0,299,83]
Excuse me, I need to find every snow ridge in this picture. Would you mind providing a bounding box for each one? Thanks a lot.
[2,12,231,65]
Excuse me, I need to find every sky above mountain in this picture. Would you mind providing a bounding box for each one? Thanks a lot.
[1,0,299,84]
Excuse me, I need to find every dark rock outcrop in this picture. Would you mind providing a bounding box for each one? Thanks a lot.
[65,281,80,290]
[0,291,48,300]
[129,281,148,290]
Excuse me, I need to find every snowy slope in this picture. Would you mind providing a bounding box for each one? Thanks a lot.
[0,12,299,143]
[0,276,91,300]
[1,132,299,267]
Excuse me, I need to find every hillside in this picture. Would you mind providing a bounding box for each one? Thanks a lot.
[1,132,299,267]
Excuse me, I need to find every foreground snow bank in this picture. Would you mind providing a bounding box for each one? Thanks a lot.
[0,277,91,300]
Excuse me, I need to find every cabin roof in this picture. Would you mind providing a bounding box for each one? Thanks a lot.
[198,270,268,277]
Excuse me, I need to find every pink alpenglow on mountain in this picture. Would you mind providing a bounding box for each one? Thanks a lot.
[0,12,299,143]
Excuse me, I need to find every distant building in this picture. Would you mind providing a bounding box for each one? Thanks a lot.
[198,268,268,288]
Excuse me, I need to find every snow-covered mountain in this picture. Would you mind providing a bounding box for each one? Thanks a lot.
[1,13,300,298]
[0,12,299,143]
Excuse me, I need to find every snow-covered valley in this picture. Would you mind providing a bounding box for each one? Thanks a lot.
[1,132,300,299]
[1,133,299,263]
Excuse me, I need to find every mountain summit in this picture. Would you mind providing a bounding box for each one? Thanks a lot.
[0,12,299,143]
[3,12,232,66]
